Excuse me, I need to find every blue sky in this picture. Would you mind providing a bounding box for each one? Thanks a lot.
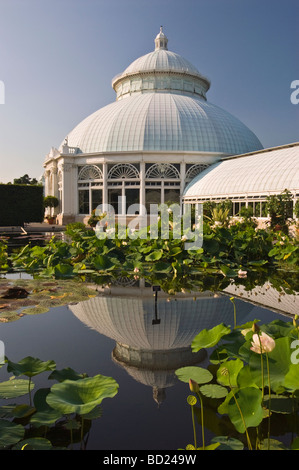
[0,0,298,183]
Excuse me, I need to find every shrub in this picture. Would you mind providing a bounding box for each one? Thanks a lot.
[0,184,44,226]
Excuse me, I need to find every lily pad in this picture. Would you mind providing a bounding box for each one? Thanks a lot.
[175,366,213,385]
[0,379,33,399]
[227,387,264,433]
[7,356,56,378]
[0,419,24,447]
[13,437,54,450]
[199,384,228,399]
[46,374,119,415]
[211,436,244,450]
[192,323,231,352]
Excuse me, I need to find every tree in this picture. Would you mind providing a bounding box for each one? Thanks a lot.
[13,174,38,185]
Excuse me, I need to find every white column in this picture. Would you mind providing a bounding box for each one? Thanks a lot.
[121,181,126,215]
[102,162,108,206]
[140,162,146,216]
[180,162,186,201]
[45,170,50,196]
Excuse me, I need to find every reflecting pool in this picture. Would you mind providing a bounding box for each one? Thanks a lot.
[0,277,298,450]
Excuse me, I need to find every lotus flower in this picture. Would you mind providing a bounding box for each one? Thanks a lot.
[250,332,276,354]
[238,269,247,278]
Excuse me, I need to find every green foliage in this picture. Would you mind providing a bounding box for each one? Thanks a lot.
[0,379,33,399]
[46,374,119,415]
[0,355,119,450]
[0,184,44,226]
[266,189,294,233]
[43,195,59,209]
[191,324,231,351]
[13,174,39,185]
[5,219,298,288]
[176,313,299,451]
[0,239,8,271]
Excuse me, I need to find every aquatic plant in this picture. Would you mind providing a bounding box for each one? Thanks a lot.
[6,221,298,287]
[0,279,98,323]
[0,239,9,272]
[0,356,119,450]
[175,308,299,450]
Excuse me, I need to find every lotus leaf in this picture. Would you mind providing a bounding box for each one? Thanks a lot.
[31,388,62,426]
[192,323,231,352]
[0,379,33,399]
[283,363,299,391]
[217,358,244,388]
[46,374,119,415]
[199,384,228,399]
[13,437,53,450]
[211,436,244,450]
[7,356,56,378]
[0,419,24,447]
[175,366,213,385]
[227,387,264,433]
[48,367,85,382]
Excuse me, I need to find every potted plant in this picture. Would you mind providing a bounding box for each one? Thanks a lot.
[88,210,107,228]
[44,196,59,224]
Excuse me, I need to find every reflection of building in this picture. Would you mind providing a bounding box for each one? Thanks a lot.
[224,282,299,317]
[43,27,262,224]
[69,287,252,404]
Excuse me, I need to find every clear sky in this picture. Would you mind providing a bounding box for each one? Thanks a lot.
[0,0,298,183]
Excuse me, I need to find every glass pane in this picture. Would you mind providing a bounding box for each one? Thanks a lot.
[261,202,267,217]
[79,190,89,214]
[125,188,140,212]
[164,189,180,206]
[108,189,122,214]
[146,189,161,213]
[254,202,261,217]
[91,189,103,212]
[233,202,239,216]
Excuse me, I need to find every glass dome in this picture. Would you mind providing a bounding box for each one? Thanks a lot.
[61,28,263,156]
[63,93,263,155]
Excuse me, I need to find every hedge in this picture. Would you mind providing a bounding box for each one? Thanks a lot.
[0,184,44,226]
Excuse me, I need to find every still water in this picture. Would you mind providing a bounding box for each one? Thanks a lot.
[0,278,297,450]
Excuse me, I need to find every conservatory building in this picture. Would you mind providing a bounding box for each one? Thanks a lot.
[183,142,299,218]
[43,28,263,224]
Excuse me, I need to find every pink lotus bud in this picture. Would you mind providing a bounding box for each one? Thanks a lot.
[189,379,199,393]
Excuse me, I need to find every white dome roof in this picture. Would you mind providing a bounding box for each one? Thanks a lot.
[113,26,207,83]
[60,28,263,156]
[119,49,205,80]
[63,93,263,154]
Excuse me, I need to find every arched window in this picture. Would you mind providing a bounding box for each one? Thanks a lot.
[145,163,180,179]
[107,164,140,214]
[185,164,209,184]
[78,165,103,181]
[145,163,181,212]
[108,163,139,180]
[78,165,103,215]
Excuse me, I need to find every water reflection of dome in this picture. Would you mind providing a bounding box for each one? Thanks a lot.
[69,289,253,404]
